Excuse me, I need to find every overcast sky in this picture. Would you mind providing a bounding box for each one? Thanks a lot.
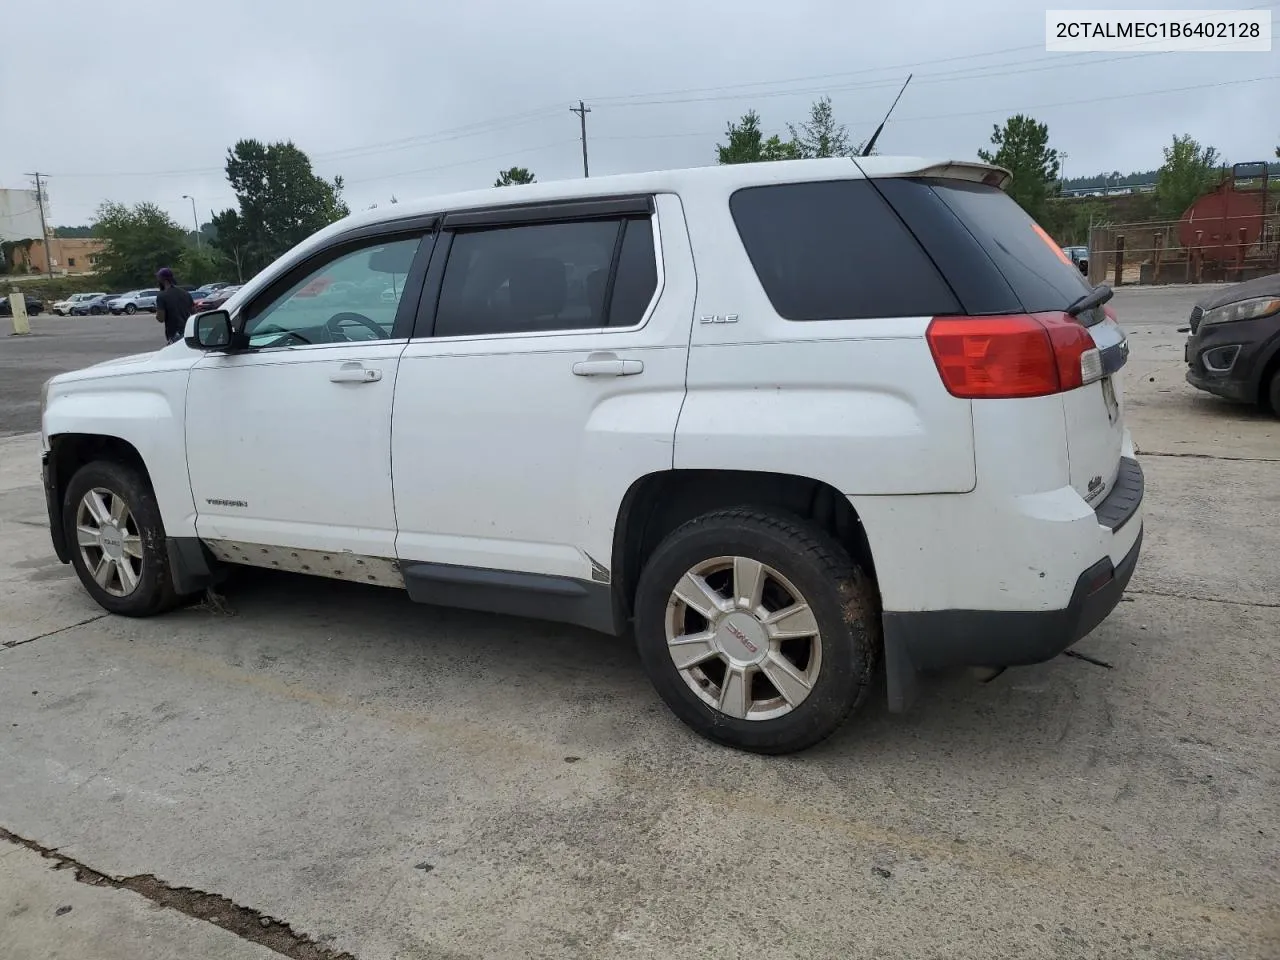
[1,0,1275,228]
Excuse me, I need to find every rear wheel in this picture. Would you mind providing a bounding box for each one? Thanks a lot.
[89,306,102,315]
[63,461,181,617]
[124,303,137,315]
[634,508,880,754]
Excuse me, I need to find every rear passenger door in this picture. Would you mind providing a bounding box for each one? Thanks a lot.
[391,194,695,590]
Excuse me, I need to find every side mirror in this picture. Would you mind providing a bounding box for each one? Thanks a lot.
[185,310,233,350]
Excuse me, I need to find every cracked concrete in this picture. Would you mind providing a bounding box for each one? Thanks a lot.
[1,837,279,960]
[0,286,1277,959]
[1,828,354,960]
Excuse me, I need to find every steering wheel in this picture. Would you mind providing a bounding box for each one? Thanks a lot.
[325,311,385,341]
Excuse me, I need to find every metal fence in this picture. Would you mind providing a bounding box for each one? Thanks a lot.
[1087,211,1280,287]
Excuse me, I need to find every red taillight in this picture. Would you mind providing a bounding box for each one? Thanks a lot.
[926,312,1096,399]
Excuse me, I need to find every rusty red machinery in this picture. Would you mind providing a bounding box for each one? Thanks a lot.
[1178,162,1276,280]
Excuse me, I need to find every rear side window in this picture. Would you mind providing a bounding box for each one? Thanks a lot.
[729,180,959,321]
[925,179,1091,313]
[433,215,658,338]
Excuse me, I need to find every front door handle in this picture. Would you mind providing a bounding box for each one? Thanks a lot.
[571,353,644,377]
[330,362,382,384]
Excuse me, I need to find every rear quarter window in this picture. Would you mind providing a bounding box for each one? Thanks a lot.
[729,179,959,321]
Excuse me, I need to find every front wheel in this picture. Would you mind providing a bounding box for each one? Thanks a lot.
[124,303,137,315]
[634,508,880,754]
[63,460,181,616]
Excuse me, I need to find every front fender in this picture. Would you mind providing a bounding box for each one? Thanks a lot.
[43,369,198,538]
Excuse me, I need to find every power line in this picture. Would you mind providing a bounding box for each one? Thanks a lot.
[585,0,1279,107]
[586,43,1046,104]
[49,107,567,179]
[344,139,578,186]
[596,74,1278,142]
[599,33,1279,110]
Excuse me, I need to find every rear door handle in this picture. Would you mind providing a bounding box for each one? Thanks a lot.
[571,353,644,377]
[330,362,382,384]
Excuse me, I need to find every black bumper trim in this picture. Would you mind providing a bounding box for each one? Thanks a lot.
[43,453,70,564]
[883,526,1143,711]
[1094,456,1142,531]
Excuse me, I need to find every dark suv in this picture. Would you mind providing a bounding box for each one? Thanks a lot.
[1184,272,1280,415]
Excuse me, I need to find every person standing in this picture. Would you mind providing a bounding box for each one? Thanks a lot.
[154,267,194,344]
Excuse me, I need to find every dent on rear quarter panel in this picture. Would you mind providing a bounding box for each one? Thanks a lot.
[43,372,198,538]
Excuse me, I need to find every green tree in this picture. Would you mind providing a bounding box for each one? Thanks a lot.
[1155,135,1221,220]
[788,97,853,159]
[977,114,1060,223]
[494,167,536,187]
[180,245,230,286]
[92,202,189,289]
[211,139,348,278]
[716,110,798,164]
[53,225,97,238]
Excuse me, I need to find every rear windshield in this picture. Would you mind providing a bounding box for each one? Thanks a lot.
[926,180,1091,313]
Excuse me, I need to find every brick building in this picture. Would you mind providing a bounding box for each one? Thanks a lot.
[7,238,106,275]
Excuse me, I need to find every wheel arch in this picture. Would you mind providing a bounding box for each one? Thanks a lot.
[1254,336,1280,412]
[611,469,876,624]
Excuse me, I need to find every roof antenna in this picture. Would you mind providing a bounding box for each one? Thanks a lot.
[860,73,912,157]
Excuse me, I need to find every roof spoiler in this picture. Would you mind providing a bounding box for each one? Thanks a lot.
[853,158,1012,191]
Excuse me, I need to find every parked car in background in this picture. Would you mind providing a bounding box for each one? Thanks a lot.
[1184,271,1280,415]
[70,294,121,316]
[203,281,230,292]
[1063,246,1089,276]
[0,293,44,317]
[193,285,241,311]
[52,293,105,316]
[109,289,160,315]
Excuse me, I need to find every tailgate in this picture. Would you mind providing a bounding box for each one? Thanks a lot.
[1063,314,1129,505]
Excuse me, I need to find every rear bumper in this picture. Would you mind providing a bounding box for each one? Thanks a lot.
[880,457,1144,712]
[885,522,1140,661]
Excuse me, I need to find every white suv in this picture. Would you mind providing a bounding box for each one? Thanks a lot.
[40,157,1142,753]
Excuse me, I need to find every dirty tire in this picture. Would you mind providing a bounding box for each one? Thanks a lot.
[1267,367,1280,418]
[63,460,180,617]
[634,508,880,754]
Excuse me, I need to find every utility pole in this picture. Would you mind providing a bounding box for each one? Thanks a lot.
[570,100,591,178]
[182,195,201,249]
[24,172,53,275]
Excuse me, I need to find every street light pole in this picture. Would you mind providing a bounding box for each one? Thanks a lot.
[181,195,201,249]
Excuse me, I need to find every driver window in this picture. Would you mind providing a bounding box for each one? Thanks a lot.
[243,235,423,348]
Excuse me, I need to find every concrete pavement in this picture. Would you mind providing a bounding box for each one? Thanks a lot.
[2,842,278,960]
[1,285,1277,959]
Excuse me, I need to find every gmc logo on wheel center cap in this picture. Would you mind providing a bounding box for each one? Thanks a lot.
[726,623,759,654]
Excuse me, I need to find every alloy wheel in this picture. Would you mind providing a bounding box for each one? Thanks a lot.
[75,487,143,597]
[664,556,822,721]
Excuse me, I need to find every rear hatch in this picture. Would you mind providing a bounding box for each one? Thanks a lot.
[867,167,1128,505]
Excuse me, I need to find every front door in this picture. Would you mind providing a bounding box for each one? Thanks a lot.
[186,229,433,562]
